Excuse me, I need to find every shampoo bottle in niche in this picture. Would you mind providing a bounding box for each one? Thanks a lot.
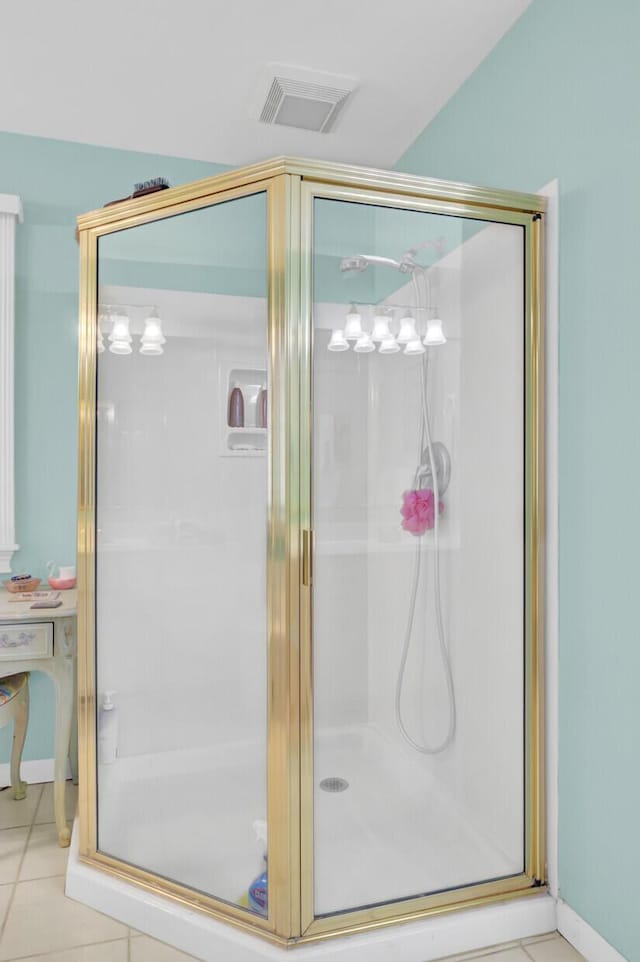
[258,386,267,428]
[228,384,245,427]
[98,691,118,764]
[248,819,268,916]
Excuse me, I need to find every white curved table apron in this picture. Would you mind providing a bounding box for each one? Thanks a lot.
[0,588,77,846]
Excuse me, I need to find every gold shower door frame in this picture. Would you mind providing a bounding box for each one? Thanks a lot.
[76,158,545,947]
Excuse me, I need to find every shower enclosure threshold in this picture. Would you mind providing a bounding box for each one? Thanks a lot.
[66,823,554,962]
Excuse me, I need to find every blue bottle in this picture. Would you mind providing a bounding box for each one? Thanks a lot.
[248,819,268,917]
[248,856,268,916]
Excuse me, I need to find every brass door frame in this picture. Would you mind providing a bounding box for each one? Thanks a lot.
[77,174,297,944]
[76,158,545,947]
[297,180,545,940]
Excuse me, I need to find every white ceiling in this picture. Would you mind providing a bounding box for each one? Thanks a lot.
[0,0,531,168]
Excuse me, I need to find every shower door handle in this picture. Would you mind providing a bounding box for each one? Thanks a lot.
[302,529,314,587]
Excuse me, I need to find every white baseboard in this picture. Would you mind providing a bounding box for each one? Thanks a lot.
[0,757,70,788]
[558,901,628,962]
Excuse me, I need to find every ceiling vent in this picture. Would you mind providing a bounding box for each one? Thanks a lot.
[255,64,357,134]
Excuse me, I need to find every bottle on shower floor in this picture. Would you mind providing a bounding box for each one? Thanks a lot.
[98,691,118,765]
[248,819,268,916]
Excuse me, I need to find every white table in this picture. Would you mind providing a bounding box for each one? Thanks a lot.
[0,588,77,846]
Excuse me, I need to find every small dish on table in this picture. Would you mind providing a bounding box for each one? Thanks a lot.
[48,577,77,590]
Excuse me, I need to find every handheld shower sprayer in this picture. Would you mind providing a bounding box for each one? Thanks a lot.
[339,243,456,754]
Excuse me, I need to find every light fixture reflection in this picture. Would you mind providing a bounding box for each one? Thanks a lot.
[397,313,418,344]
[371,313,392,342]
[423,317,446,346]
[108,313,132,355]
[140,312,166,356]
[344,304,364,340]
[328,329,349,351]
[379,337,400,354]
[354,332,375,353]
[97,314,105,354]
[404,338,426,356]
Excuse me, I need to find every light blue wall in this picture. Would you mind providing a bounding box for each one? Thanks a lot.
[397,2,640,958]
[0,131,226,765]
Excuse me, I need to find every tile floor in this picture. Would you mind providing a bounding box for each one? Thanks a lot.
[0,782,586,962]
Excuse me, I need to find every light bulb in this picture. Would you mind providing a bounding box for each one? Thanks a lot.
[328,329,349,352]
[379,337,400,354]
[423,317,446,346]
[344,304,363,340]
[397,313,417,344]
[404,338,426,356]
[354,332,375,353]
[371,313,392,342]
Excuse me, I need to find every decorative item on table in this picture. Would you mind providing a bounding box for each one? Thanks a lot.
[104,177,171,208]
[8,590,60,603]
[3,573,42,593]
[47,562,76,590]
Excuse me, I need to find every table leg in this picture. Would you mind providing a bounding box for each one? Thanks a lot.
[52,659,74,847]
[69,657,79,786]
[10,685,28,801]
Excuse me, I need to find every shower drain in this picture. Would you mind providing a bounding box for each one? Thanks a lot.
[319,777,349,793]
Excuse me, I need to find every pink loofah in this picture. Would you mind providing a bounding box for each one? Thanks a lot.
[400,489,444,536]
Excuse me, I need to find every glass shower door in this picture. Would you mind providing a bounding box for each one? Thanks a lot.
[311,196,527,917]
[94,190,269,914]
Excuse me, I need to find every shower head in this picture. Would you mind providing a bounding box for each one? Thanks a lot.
[340,255,369,273]
[340,248,442,276]
[340,253,409,273]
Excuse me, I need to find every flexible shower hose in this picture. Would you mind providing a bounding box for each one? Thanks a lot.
[394,348,457,754]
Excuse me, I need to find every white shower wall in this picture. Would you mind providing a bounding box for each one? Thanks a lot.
[365,223,525,869]
[95,287,270,905]
[312,221,526,913]
[312,338,371,732]
[97,287,268,757]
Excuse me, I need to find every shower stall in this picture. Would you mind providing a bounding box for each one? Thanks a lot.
[74,158,545,951]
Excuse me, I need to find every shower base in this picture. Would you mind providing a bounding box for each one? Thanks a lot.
[96,724,519,917]
[314,726,520,915]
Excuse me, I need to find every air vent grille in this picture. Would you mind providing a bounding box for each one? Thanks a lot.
[255,65,357,134]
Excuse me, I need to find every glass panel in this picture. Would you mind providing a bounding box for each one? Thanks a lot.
[95,192,269,914]
[312,198,525,915]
